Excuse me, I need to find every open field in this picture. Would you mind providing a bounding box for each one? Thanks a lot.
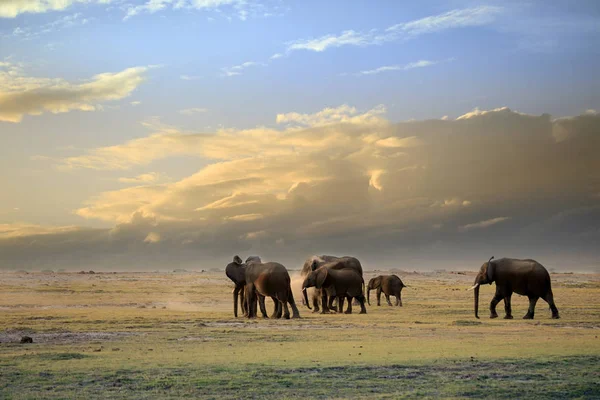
[1,269,599,399]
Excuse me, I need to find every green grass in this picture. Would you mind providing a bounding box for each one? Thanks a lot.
[0,356,598,399]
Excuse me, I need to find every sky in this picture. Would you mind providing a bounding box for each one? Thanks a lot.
[1,0,599,271]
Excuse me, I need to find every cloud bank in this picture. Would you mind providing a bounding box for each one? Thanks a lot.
[3,106,599,271]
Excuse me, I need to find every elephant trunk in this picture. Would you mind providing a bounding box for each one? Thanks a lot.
[367,288,371,306]
[302,287,311,309]
[474,284,480,319]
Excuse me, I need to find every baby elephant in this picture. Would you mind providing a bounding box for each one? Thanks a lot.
[302,267,367,314]
[367,275,406,306]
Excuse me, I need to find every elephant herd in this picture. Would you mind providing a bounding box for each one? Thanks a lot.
[225,255,560,320]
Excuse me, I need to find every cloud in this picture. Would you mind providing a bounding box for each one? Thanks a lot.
[124,0,260,20]
[350,59,447,76]
[180,75,202,80]
[385,6,502,37]
[221,61,266,77]
[6,107,600,270]
[0,63,151,122]
[144,232,161,243]
[0,223,87,239]
[0,0,110,18]
[179,107,208,115]
[276,104,386,126]
[118,172,163,184]
[459,217,510,232]
[285,6,502,54]
[9,13,89,38]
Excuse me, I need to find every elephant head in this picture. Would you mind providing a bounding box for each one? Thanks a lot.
[301,267,329,309]
[226,255,246,285]
[366,276,382,306]
[469,256,495,319]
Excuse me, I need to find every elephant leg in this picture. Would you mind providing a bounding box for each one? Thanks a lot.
[503,293,513,319]
[312,291,321,313]
[489,292,502,319]
[246,284,256,318]
[240,287,248,317]
[282,301,291,319]
[397,291,402,307]
[524,296,539,319]
[338,296,345,313]
[287,288,301,319]
[357,295,367,314]
[543,292,560,319]
[344,295,353,314]
[328,295,336,310]
[320,293,332,314]
[233,286,240,318]
[270,296,280,319]
[376,288,382,306]
[385,294,392,306]
[258,294,269,318]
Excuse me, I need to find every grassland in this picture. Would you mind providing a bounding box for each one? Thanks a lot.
[1,269,599,399]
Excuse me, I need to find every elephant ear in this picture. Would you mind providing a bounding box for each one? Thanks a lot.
[311,259,319,271]
[486,257,495,282]
[373,276,382,289]
[315,268,328,289]
[233,255,243,265]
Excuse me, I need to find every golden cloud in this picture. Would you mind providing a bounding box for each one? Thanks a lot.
[0,63,150,122]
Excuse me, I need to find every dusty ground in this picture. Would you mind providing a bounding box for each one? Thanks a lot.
[0,269,599,399]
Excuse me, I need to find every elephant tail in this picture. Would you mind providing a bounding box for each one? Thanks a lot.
[362,278,365,297]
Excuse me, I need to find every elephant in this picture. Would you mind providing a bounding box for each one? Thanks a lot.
[225,256,275,318]
[367,275,406,306]
[300,255,363,313]
[469,256,560,320]
[244,260,300,319]
[302,266,367,314]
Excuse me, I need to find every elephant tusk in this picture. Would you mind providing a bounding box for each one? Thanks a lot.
[467,283,480,291]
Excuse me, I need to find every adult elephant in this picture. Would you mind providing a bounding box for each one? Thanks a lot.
[469,257,560,320]
[225,256,273,318]
[300,255,363,313]
[245,260,300,319]
[367,275,406,306]
[302,266,366,314]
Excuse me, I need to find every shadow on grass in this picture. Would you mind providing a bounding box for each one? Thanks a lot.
[0,355,598,399]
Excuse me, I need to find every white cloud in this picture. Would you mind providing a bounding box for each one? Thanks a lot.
[386,6,502,37]
[287,30,382,53]
[459,217,510,232]
[9,13,88,38]
[0,0,110,18]
[0,63,151,122]
[221,61,266,77]
[180,75,202,80]
[124,0,253,20]
[285,6,502,54]
[179,107,208,115]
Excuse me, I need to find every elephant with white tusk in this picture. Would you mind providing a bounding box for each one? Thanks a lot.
[470,256,560,320]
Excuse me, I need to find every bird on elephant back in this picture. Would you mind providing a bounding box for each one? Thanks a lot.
[302,264,367,314]
[367,275,407,307]
[469,256,560,320]
[300,255,364,313]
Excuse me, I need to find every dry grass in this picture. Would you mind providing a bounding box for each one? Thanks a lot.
[1,270,599,398]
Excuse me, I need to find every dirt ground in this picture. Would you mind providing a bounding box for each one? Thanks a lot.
[1,269,599,399]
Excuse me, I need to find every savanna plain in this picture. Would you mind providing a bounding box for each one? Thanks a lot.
[1,268,599,399]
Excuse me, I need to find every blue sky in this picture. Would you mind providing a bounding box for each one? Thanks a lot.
[0,1,599,270]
